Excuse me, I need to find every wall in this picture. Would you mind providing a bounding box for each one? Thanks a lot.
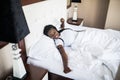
[68,0,109,29]
[0,44,12,79]
[23,0,67,54]
[105,0,120,30]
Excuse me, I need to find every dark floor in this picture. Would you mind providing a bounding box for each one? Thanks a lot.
[115,65,120,80]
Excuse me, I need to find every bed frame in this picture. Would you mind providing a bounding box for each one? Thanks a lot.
[18,39,47,80]
[21,0,45,6]
[19,38,120,80]
[18,39,73,80]
[18,18,120,80]
[115,65,120,80]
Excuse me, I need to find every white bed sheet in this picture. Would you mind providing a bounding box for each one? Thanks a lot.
[27,26,120,80]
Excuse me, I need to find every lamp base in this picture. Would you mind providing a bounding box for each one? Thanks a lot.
[72,5,78,22]
[13,74,27,80]
[12,44,27,79]
[72,19,78,22]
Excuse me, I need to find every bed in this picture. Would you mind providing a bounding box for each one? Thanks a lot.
[26,23,120,80]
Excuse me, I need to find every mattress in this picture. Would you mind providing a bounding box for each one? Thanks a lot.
[27,25,120,80]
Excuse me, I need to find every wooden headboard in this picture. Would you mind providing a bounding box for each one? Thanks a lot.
[0,41,8,49]
[21,0,45,6]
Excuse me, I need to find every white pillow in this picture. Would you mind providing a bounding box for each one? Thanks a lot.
[28,35,61,60]
[60,29,78,46]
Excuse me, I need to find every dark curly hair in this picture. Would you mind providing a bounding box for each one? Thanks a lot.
[43,24,58,36]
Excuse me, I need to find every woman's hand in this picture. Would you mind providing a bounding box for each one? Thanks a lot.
[64,66,71,73]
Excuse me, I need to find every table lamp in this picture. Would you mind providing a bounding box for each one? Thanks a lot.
[0,0,30,79]
[72,0,81,21]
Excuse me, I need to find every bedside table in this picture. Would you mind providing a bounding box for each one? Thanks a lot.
[67,18,83,26]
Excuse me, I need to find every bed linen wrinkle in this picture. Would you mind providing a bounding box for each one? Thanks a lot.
[27,26,120,80]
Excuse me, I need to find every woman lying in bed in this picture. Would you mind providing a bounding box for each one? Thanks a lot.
[43,24,85,73]
[43,25,72,73]
[43,24,120,74]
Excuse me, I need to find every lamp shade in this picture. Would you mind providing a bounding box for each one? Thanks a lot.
[0,0,30,43]
[72,0,81,3]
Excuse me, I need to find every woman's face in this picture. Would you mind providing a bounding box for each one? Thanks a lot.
[47,28,60,39]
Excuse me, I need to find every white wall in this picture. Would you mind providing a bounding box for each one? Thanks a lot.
[23,0,67,54]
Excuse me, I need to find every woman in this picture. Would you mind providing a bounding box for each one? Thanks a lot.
[43,24,73,73]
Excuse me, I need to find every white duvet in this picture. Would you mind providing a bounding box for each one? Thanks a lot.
[27,26,120,80]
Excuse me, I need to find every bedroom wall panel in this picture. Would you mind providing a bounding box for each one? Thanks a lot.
[68,0,109,29]
[0,44,12,80]
[105,0,120,30]
[22,0,67,55]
